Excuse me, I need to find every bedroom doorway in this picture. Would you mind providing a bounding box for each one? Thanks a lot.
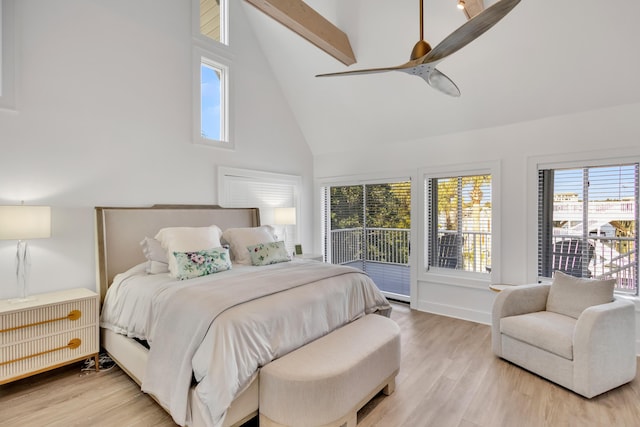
[321,179,411,301]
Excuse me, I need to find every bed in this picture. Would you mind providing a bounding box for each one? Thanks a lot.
[95,205,391,427]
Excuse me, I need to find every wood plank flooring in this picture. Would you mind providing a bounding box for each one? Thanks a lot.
[1,302,639,427]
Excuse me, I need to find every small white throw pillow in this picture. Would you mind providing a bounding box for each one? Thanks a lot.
[546,271,615,319]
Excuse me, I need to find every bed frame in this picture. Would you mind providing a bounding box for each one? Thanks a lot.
[95,205,261,427]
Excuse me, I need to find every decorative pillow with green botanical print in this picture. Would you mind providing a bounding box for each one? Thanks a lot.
[247,241,291,266]
[173,247,231,280]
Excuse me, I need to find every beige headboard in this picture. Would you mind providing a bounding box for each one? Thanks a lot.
[95,205,260,302]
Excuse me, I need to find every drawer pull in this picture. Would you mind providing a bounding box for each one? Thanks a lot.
[0,310,82,334]
[0,338,82,367]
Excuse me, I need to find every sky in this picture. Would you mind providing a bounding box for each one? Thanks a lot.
[554,165,637,201]
[201,63,221,140]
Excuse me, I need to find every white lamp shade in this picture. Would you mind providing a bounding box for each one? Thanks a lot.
[273,207,296,225]
[0,205,51,240]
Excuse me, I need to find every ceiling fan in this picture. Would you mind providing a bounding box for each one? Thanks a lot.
[316,0,521,97]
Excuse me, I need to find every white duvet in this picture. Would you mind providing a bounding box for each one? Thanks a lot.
[100,259,391,427]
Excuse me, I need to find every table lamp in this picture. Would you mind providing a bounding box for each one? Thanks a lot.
[0,205,51,302]
[273,207,296,250]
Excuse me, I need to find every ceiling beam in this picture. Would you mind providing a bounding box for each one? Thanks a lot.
[244,0,356,66]
[462,0,485,19]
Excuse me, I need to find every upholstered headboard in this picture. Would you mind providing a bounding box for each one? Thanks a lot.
[95,205,260,302]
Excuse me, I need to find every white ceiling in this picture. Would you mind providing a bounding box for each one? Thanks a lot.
[242,0,640,155]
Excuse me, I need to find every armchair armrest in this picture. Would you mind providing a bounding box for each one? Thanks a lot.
[491,284,550,356]
[573,298,637,398]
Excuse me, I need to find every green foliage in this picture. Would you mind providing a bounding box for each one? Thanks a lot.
[330,183,411,230]
[436,175,491,230]
[329,183,411,265]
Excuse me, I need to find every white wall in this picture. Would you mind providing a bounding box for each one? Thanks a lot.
[0,0,313,299]
[314,102,640,351]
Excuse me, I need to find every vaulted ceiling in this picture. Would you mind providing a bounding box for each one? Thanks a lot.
[242,0,640,155]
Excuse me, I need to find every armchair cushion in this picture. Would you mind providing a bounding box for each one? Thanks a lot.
[546,271,615,319]
[500,311,576,360]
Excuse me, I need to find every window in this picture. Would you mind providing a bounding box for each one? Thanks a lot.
[321,180,411,299]
[0,0,16,110]
[218,167,301,254]
[538,163,639,294]
[198,0,227,44]
[425,174,492,274]
[192,0,232,148]
[199,57,228,143]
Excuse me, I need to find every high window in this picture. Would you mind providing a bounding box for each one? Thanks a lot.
[199,0,226,44]
[538,163,639,294]
[425,171,493,275]
[192,0,232,148]
[199,57,228,143]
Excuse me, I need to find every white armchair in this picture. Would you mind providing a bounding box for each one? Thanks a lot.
[492,272,636,398]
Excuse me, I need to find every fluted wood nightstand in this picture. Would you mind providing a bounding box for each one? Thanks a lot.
[0,288,99,385]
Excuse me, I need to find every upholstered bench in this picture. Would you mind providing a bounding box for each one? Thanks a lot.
[259,314,401,427]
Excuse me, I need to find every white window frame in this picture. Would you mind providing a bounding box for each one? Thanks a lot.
[527,149,640,291]
[419,161,501,288]
[0,0,16,111]
[191,0,234,149]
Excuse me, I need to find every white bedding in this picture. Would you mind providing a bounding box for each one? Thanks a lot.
[100,259,391,427]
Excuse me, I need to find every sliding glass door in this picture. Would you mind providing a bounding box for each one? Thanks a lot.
[322,180,411,300]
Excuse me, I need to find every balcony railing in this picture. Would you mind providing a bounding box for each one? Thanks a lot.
[330,228,410,266]
[329,228,638,295]
[551,235,637,294]
[437,230,491,273]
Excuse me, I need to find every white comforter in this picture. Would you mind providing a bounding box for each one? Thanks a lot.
[100,259,390,427]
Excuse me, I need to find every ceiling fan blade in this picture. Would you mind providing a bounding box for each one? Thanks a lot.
[426,69,461,97]
[316,64,408,78]
[398,65,460,97]
[422,0,521,64]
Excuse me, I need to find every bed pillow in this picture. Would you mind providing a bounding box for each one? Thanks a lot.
[546,271,615,319]
[221,225,277,265]
[247,241,291,266]
[154,225,223,278]
[140,237,169,274]
[173,247,231,280]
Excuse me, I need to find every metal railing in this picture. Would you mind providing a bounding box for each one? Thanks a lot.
[329,228,638,294]
[330,228,410,266]
[437,230,492,273]
[551,235,637,294]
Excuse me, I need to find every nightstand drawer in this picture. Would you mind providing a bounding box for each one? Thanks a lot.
[0,288,99,385]
[0,325,98,383]
[0,297,97,345]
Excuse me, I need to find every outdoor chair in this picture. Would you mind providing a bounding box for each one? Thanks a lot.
[552,239,595,278]
[438,234,461,268]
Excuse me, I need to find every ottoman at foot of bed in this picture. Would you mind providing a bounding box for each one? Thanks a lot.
[259,314,401,427]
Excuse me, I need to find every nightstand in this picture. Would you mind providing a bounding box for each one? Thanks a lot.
[297,253,323,262]
[0,288,99,385]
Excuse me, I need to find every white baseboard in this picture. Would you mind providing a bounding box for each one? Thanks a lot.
[416,300,492,325]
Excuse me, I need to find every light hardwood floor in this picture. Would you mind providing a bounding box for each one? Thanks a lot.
[1,302,639,427]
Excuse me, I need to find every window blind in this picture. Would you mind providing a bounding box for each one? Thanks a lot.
[321,180,411,298]
[537,163,639,294]
[220,169,300,255]
[426,174,492,273]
